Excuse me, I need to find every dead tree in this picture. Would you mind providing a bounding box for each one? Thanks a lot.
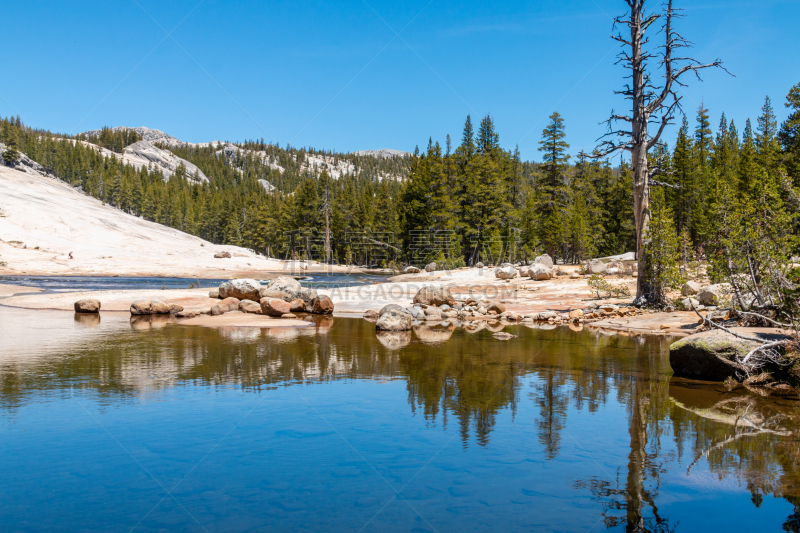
[589,0,727,305]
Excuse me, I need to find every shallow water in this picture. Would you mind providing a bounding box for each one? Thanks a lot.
[0,272,388,293]
[1,307,799,532]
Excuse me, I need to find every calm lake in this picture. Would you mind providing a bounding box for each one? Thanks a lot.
[1,306,799,532]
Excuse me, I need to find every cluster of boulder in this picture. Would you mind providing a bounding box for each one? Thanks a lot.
[677,282,731,311]
[493,254,559,281]
[207,276,333,318]
[365,285,649,332]
[584,259,628,275]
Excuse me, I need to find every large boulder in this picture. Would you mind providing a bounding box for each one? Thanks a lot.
[74,299,101,313]
[424,262,437,273]
[494,265,517,280]
[487,302,506,314]
[534,254,554,269]
[379,304,404,316]
[404,266,421,274]
[529,264,553,281]
[297,287,319,305]
[585,259,606,274]
[214,251,232,258]
[130,300,171,315]
[669,329,790,381]
[264,276,302,301]
[413,286,456,307]
[217,297,241,312]
[239,300,262,314]
[682,281,701,296]
[260,298,292,317]
[697,284,731,306]
[376,310,414,331]
[475,262,484,269]
[219,279,262,301]
[307,295,334,315]
[289,299,306,312]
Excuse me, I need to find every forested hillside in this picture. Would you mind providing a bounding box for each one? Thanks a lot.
[1,79,798,269]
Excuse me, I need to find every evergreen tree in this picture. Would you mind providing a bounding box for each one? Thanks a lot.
[779,82,800,185]
[641,187,683,304]
[536,112,570,259]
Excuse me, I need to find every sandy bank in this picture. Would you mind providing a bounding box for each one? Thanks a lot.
[0,284,43,298]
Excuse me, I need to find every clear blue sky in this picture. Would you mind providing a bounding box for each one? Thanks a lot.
[2,0,798,161]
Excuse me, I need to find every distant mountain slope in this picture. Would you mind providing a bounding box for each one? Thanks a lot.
[83,126,187,147]
[352,149,412,158]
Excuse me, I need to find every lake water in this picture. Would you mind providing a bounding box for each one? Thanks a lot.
[1,306,799,532]
[0,272,388,293]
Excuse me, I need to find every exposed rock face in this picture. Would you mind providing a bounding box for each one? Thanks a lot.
[425,262,437,273]
[239,300,262,314]
[534,254,554,269]
[529,264,553,280]
[697,284,731,306]
[682,281,701,296]
[214,252,232,259]
[404,266,421,274]
[352,148,412,159]
[669,329,790,381]
[376,310,414,331]
[307,295,334,314]
[122,140,209,183]
[130,300,171,315]
[413,286,456,306]
[261,298,292,317]
[264,276,302,301]
[74,299,101,313]
[494,265,517,280]
[219,279,261,301]
[258,179,276,192]
[585,259,606,274]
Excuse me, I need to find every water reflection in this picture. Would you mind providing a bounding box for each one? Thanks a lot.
[2,307,800,530]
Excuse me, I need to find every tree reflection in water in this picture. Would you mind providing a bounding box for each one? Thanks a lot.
[2,313,800,528]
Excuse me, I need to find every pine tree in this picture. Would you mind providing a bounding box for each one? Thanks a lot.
[671,116,694,234]
[779,82,800,185]
[756,95,780,173]
[536,112,570,259]
[2,122,20,166]
[641,187,683,303]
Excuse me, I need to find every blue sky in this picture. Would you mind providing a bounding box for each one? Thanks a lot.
[1,0,798,161]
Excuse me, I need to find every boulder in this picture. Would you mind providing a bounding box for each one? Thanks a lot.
[208,289,220,299]
[677,297,700,311]
[363,310,380,320]
[260,289,290,301]
[424,262,437,273]
[380,304,404,316]
[494,265,517,280]
[424,307,443,321]
[413,286,456,307]
[529,264,553,281]
[130,300,171,315]
[169,304,184,314]
[219,279,262,301]
[264,276,302,301]
[261,298,292,317]
[74,299,101,313]
[289,298,306,312]
[239,300,262,314]
[537,311,558,320]
[697,284,731,306]
[214,251,232,258]
[534,254,554,269]
[298,287,319,305]
[307,295,334,315]
[682,281,701,296]
[404,266,421,274]
[500,311,520,321]
[568,309,584,320]
[210,304,225,316]
[585,259,606,274]
[598,303,618,313]
[606,268,620,275]
[569,272,580,279]
[487,302,506,314]
[281,313,297,319]
[376,310,414,331]
[217,297,241,312]
[518,265,531,277]
[175,311,196,319]
[669,329,790,381]
[404,306,425,320]
[475,262,485,269]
